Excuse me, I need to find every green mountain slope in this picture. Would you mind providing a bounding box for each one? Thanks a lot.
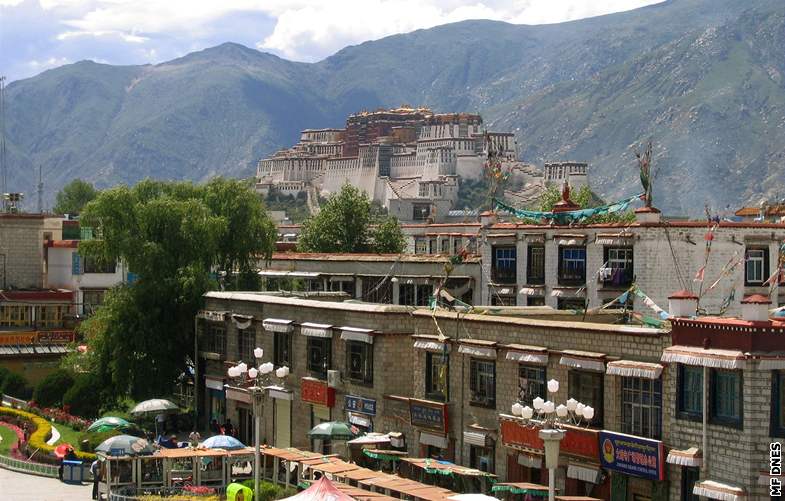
[4,0,784,214]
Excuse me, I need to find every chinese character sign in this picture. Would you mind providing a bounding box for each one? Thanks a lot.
[599,431,665,481]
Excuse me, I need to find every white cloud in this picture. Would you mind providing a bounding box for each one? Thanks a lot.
[27,56,71,69]
[57,30,147,43]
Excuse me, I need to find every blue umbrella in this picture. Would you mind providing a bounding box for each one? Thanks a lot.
[202,435,245,450]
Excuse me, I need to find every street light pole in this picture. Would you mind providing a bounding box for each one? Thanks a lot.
[539,429,565,501]
[252,386,263,499]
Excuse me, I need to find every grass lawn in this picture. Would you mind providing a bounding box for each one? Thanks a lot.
[0,424,17,455]
[52,422,84,447]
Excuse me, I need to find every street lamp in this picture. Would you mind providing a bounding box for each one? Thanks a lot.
[226,348,289,499]
[509,379,593,501]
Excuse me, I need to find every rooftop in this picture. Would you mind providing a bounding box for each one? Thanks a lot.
[267,252,481,263]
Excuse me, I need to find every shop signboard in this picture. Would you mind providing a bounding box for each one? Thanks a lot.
[36,330,75,344]
[345,395,376,415]
[599,430,665,481]
[301,377,335,407]
[500,416,599,460]
[409,398,448,432]
[0,332,36,346]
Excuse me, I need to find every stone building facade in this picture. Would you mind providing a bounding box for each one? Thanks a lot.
[0,213,63,289]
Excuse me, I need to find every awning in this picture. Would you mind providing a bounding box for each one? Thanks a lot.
[262,318,294,333]
[340,327,375,344]
[519,287,544,296]
[551,288,585,298]
[556,235,587,246]
[301,323,333,338]
[347,433,391,445]
[413,336,449,352]
[458,343,497,359]
[758,358,785,370]
[419,431,449,449]
[231,313,253,330]
[559,351,606,372]
[205,377,224,391]
[693,480,746,500]
[266,386,293,400]
[349,413,372,428]
[463,431,491,447]
[661,346,747,370]
[567,464,601,484]
[517,454,542,469]
[197,310,227,322]
[259,270,321,278]
[595,233,634,246]
[226,388,251,404]
[505,345,548,365]
[606,360,663,379]
[522,232,545,243]
[666,447,702,467]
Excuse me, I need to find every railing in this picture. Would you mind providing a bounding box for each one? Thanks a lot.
[0,453,58,477]
[108,485,227,500]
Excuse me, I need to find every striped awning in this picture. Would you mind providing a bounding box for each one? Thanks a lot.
[666,447,702,467]
[758,358,785,370]
[301,323,333,338]
[413,336,449,352]
[693,480,746,501]
[606,360,663,379]
[339,326,374,344]
[419,431,449,449]
[505,345,548,365]
[463,431,491,447]
[661,346,747,370]
[595,233,634,246]
[262,318,293,333]
[567,464,601,484]
[197,310,227,322]
[458,343,497,359]
[519,287,544,296]
[560,350,606,372]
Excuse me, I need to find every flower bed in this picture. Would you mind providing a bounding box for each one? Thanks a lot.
[0,406,97,462]
[28,404,92,431]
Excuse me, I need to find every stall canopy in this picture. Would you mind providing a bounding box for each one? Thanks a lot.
[280,477,356,501]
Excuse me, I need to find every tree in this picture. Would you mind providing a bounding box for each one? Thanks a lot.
[33,369,74,407]
[371,216,406,253]
[68,178,277,401]
[534,185,634,224]
[63,374,101,418]
[53,179,99,215]
[298,184,372,253]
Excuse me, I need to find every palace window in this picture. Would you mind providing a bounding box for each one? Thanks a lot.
[469,358,496,407]
[207,323,226,355]
[307,337,331,380]
[491,246,517,284]
[425,352,449,402]
[518,365,546,406]
[491,294,516,306]
[557,297,586,311]
[603,247,634,286]
[441,239,450,254]
[621,377,662,439]
[568,370,603,426]
[526,245,545,285]
[745,247,769,285]
[558,246,586,285]
[346,341,373,384]
[361,276,392,303]
[273,331,293,368]
[413,204,430,221]
[526,296,546,306]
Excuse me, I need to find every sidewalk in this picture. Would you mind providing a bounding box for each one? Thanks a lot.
[0,466,92,500]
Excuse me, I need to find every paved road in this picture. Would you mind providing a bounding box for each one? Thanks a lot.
[0,467,93,500]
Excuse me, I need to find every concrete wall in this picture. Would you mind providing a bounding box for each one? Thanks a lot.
[0,215,45,289]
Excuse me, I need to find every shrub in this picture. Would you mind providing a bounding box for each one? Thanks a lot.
[33,370,75,407]
[0,372,32,399]
[0,367,10,390]
[240,480,297,501]
[0,405,96,461]
[63,375,101,418]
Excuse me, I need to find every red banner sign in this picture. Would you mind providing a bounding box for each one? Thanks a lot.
[301,378,335,407]
[500,417,600,461]
[36,331,75,344]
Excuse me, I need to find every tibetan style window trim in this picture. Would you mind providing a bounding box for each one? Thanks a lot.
[692,480,745,501]
[555,234,588,246]
[606,360,663,379]
[458,341,497,359]
[301,322,333,338]
[197,310,227,322]
[559,351,606,372]
[504,345,548,366]
[463,430,491,447]
[413,335,450,352]
[339,326,375,344]
[262,318,293,333]
[231,314,253,330]
[566,464,601,484]
[666,447,702,467]
[595,232,634,246]
[419,431,449,449]
[759,358,785,370]
[661,345,747,370]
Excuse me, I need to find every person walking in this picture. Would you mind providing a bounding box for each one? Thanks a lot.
[90,458,102,500]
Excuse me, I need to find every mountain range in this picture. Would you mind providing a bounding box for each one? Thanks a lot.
[4,0,785,215]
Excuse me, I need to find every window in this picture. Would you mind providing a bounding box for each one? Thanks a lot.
[526,246,545,285]
[711,369,742,427]
[425,352,449,401]
[603,247,634,286]
[37,305,67,328]
[559,246,586,285]
[0,305,31,327]
[491,294,516,306]
[207,323,226,355]
[82,256,117,274]
[415,238,428,255]
[518,365,546,406]
[492,246,517,284]
[429,238,437,254]
[238,329,255,362]
[621,377,662,439]
[453,238,461,255]
[362,276,392,303]
[274,331,292,368]
[745,247,769,285]
[329,279,354,295]
[419,183,429,197]
[346,341,373,384]
[413,204,430,221]
[82,289,106,315]
[681,467,700,501]
[441,239,450,254]
[307,337,331,380]
[416,284,433,306]
[469,444,495,473]
[772,371,785,437]
[469,358,496,407]
[568,370,603,426]
[526,296,545,306]
[677,365,703,419]
[557,298,586,311]
[399,284,416,306]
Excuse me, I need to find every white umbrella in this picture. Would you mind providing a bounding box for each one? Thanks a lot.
[130,399,179,415]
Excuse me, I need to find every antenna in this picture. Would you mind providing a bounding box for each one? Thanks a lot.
[0,76,6,212]
[37,164,43,213]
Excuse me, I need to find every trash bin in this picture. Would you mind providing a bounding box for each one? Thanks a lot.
[62,460,84,484]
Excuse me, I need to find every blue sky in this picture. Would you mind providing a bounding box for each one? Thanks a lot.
[0,0,662,82]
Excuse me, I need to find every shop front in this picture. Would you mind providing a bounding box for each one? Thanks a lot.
[226,387,253,445]
[301,377,336,453]
[205,376,226,427]
[270,387,293,448]
[409,398,452,460]
[345,395,376,433]
[598,430,668,501]
[500,416,609,499]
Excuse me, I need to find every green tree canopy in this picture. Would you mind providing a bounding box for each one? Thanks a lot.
[53,179,99,215]
[533,185,634,224]
[67,178,276,402]
[371,216,406,253]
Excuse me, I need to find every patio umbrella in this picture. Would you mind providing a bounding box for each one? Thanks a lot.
[448,495,500,501]
[202,435,245,450]
[87,417,134,433]
[95,434,152,456]
[307,421,359,441]
[130,399,178,415]
[54,443,74,459]
[279,477,355,501]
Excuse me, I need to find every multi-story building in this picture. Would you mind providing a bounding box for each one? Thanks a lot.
[196,289,783,500]
[0,212,64,289]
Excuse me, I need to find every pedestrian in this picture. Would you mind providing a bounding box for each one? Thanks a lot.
[90,458,102,500]
[223,418,234,436]
[188,429,201,447]
[209,419,219,434]
[22,422,29,443]
[156,413,167,435]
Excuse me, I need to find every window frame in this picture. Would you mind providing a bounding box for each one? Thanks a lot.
[346,341,373,385]
[425,351,449,402]
[518,364,546,406]
[709,369,743,429]
[82,256,117,274]
[568,370,604,427]
[744,247,769,286]
[307,336,332,380]
[238,329,255,362]
[621,376,663,439]
[558,246,587,285]
[207,323,226,355]
[399,283,416,306]
[469,443,495,474]
[676,364,703,421]
[491,246,517,284]
[526,245,545,285]
[273,331,293,368]
[603,246,634,287]
[469,358,496,408]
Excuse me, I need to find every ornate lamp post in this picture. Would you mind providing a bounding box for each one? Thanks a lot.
[226,347,290,499]
[509,379,594,501]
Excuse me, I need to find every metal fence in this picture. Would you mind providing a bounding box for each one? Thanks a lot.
[0,453,58,477]
[108,485,227,500]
